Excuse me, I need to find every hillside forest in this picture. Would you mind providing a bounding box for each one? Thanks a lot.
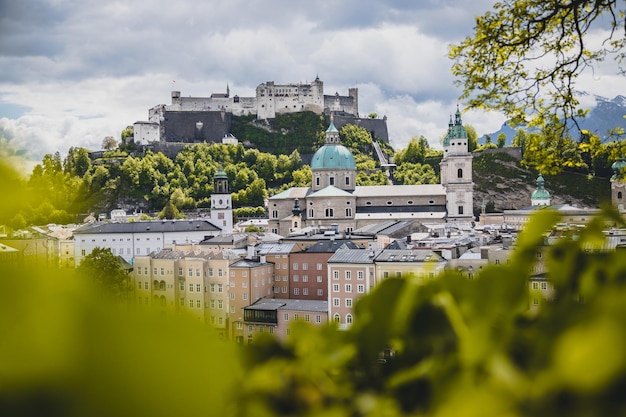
[8,112,626,230]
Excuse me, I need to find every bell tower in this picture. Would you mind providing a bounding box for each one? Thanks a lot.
[440,106,474,223]
[211,167,233,234]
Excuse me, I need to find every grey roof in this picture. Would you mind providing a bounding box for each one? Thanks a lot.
[147,249,238,260]
[200,233,248,245]
[302,240,362,253]
[328,248,381,263]
[375,249,444,263]
[74,219,220,234]
[352,220,399,235]
[269,187,311,200]
[231,259,272,268]
[245,298,328,313]
[257,242,297,255]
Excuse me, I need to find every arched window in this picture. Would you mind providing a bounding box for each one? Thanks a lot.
[619,191,623,199]
[346,314,353,325]
[315,176,320,186]
[345,208,352,217]
[333,314,341,323]
[309,209,314,218]
[345,176,350,186]
[325,208,334,217]
[294,221,298,228]
[153,280,159,289]
[458,168,463,178]
[160,280,166,290]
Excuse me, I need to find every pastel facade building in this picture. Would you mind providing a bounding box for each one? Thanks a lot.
[228,258,275,344]
[243,298,329,342]
[327,248,379,329]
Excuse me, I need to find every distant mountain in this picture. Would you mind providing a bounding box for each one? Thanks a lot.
[482,94,626,145]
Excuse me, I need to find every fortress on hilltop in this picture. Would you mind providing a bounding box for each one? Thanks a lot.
[133,76,386,146]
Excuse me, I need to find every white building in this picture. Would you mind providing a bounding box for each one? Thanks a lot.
[73,219,221,266]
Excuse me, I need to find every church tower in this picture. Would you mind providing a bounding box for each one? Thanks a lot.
[440,106,474,222]
[611,157,626,211]
[531,174,551,206]
[211,167,233,234]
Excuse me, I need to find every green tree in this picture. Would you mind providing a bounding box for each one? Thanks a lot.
[159,200,181,220]
[450,0,625,132]
[497,132,507,148]
[78,247,131,298]
[465,124,479,152]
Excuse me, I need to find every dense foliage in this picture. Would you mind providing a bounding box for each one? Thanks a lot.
[450,0,626,134]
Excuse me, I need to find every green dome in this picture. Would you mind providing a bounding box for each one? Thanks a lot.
[531,174,550,200]
[612,158,626,179]
[310,144,356,170]
[531,189,551,200]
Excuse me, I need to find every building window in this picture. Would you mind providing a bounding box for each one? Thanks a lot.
[541,282,547,290]
[209,268,214,276]
[243,293,248,300]
[345,284,352,293]
[325,208,334,217]
[178,267,183,276]
[329,176,335,186]
[210,300,215,308]
[346,314,353,324]
[532,282,539,289]
[188,268,193,277]
[346,298,352,307]
[218,284,223,293]
[317,263,322,271]
[358,284,364,293]
[316,177,320,186]
[189,300,194,308]
[294,288,299,296]
[179,298,184,307]
[302,275,308,282]
[317,275,322,282]
[218,300,223,309]
[293,263,298,270]
[358,271,363,280]
[315,315,321,323]
[179,282,184,291]
[333,271,339,280]
[333,284,339,292]
[334,314,340,323]
[196,284,201,292]
[345,176,350,186]
[196,268,200,277]
[317,289,323,296]
[189,283,194,292]
[303,288,308,295]
[305,314,310,322]
[196,300,201,308]
[210,283,215,292]
[345,271,351,280]
[309,209,314,218]
[458,168,463,178]
[302,263,308,270]
[619,191,623,199]
[293,275,299,282]
[284,313,289,321]
[160,268,165,275]
[144,282,148,290]
[346,207,352,217]
[272,210,278,218]
[458,206,464,215]
[153,267,158,275]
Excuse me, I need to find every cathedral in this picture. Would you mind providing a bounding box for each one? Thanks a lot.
[266,108,474,236]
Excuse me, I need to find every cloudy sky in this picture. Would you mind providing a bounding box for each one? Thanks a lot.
[0,0,623,170]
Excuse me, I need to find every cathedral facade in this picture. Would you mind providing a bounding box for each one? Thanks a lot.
[267,109,474,236]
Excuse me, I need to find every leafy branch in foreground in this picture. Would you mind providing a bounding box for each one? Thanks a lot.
[450,0,626,133]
